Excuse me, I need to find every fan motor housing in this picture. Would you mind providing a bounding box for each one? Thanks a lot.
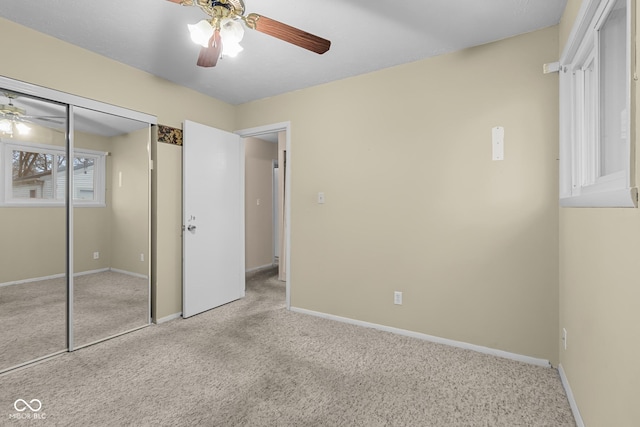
[196,0,245,17]
[0,104,25,117]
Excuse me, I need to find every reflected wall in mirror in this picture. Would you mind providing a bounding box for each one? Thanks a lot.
[0,92,68,372]
[73,107,150,348]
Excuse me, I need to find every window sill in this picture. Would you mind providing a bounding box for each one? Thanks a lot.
[1,202,106,208]
[560,187,638,207]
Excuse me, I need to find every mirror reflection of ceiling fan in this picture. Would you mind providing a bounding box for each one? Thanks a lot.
[167,0,331,67]
[0,93,65,137]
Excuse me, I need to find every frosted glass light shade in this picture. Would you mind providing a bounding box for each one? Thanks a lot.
[222,41,243,57]
[15,122,31,135]
[0,119,12,134]
[220,18,244,44]
[220,18,244,57]
[188,20,214,47]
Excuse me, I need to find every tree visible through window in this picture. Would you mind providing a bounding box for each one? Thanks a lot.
[2,142,105,206]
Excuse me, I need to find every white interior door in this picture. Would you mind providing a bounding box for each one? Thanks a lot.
[183,120,245,318]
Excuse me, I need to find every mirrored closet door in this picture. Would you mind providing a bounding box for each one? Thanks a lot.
[0,78,154,373]
[72,107,151,348]
[0,94,69,371]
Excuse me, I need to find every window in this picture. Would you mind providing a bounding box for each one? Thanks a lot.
[559,0,635,207]
[1,141,106,207]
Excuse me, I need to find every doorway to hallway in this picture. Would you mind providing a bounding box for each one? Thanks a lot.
[237,122,291,309]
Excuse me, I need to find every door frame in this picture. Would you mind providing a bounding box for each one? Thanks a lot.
[236,122,291,310]
[272,159,279,265]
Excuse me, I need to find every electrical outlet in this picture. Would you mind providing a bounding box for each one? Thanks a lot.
[93,252,99,260]
[562,328,567,350]
[394,291,402,305]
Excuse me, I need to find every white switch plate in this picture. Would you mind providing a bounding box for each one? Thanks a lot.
[317,192,325,204]
[492,126,504,161]
[394,291,402,305]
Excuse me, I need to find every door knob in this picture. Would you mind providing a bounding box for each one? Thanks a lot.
[187,225,197,232]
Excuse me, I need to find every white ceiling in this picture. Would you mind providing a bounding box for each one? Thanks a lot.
[0,0,567,106]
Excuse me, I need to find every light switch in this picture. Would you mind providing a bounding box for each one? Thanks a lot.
[317,192,325,204]
[492,126,504,161]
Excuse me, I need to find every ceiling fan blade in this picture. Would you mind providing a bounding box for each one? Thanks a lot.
[197,30,222,67]
[23,115,65,120]
[29,117,66,125]
[246,13,331,55]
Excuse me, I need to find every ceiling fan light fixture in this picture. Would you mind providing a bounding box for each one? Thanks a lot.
[220,18,244,58]
[15,122,31,135]
[222,41,243,57]
[0,118,31,136]
[188,20,215,47]
[0,119,12,135]
[220,18,244,44]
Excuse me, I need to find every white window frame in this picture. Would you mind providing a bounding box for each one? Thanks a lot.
[0,140,107,207]
[559,0,636,207]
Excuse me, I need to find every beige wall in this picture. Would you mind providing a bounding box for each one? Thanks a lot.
[558,1,640,425]
[0,208,66,282]
[152,142,183,320]
[237,27,561,362]
[244,137,278,271]
[72,132,113,274]
[110,127,150,276]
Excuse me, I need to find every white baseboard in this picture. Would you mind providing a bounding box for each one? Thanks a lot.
[109,268,148,280]
[245,263,276,274]
[0,268,111,287]
[290,307,551,368]
[558,364,585,427]
[0,273,65,287]
[1,268,147,287]
[75,268,110,277]
[156,312,182,324]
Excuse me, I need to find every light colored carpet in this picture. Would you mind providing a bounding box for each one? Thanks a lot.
[0,271,149,372]
[0,268,575,426]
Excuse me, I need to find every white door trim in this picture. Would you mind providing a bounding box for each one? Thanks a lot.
[236,122,291,310]
[272,159,280,265]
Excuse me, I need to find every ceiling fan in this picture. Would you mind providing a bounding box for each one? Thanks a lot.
[167,0,331,67]
[0,93,65,136]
